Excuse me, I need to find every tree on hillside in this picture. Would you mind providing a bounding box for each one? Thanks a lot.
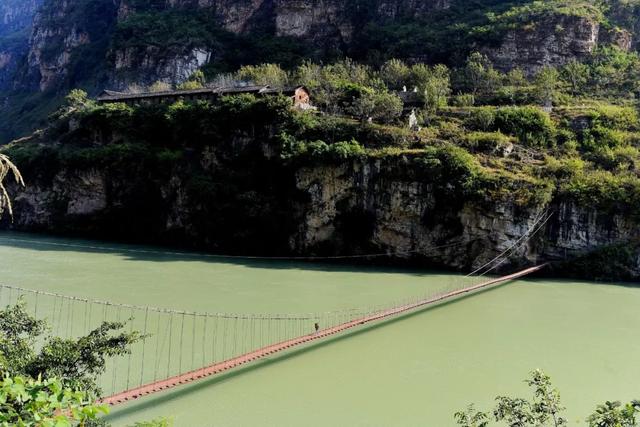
[419,64,451,113]
[0,153,24,219]
[149,81,172,93]
[294,59,378,114]
[505,68,527,87]
[561,60,590,96]
[380,59,411,89]
[176,70,207,90]
[534,67,560,108]
[235,64,289,88]
[348,89,403,123]
[458,52,501,97]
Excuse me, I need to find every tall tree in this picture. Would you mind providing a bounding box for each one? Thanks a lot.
[380,59,411,89]
[534,67,560,108]
[459,52,501,97]
[561,60,589,96]
[420,64,451,113]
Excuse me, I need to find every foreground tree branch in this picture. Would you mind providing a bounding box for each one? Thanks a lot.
[0,153,24,219]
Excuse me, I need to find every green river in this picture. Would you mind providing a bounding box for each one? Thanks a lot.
[0,232,638,426]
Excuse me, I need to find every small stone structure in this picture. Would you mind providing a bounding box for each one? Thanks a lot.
[96,85,312,109]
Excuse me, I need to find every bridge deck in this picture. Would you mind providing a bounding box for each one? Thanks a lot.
[101,265,546,406]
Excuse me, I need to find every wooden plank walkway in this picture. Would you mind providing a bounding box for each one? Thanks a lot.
[101,265,546,406]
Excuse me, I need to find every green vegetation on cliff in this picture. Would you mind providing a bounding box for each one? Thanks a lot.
[5,51,640,220]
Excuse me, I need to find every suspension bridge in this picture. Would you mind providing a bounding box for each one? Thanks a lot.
[0,211,554,406]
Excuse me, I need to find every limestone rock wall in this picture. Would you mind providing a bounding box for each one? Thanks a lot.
[483,14,632,75]
[5,150,639,278]
[20,0,118,91]
[106,0,451,88]
[27,23,91,91]
[112,46,212,89]
[292,158,640,274]
[4,0,639,94]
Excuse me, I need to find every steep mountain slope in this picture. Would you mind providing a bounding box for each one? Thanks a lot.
[0,0,639,143]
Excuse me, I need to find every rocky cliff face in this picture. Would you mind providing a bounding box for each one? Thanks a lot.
[112,46,212,89]
[5,146,639,278]
[270,0,450,42]
[7,0,454,91]
[109,0,451,87]
[3,0,639,95]
[22,0,117,91]
[483,14,632,75]
[292,158,640,275]
[27,22,91,91]
[117,0,450,37]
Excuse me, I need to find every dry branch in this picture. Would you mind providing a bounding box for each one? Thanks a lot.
[0,153,25,219]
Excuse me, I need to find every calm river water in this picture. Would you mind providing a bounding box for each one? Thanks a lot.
[0,232,638,426]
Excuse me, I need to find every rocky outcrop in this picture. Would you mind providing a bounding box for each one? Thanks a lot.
[27,24,91,91]
[0,44,22,90]
[292,158,640,275]
[16,0,118,91]
[607,1,640,50]
[11,169,107,227]
[0,0,41,90]
[107,0,452,88]
[117,0,449,37]
[483,14,632,75]
[274,0,354,43]
[112,46,212,89]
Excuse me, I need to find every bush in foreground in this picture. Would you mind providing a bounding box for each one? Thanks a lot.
[454,370,640,427]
